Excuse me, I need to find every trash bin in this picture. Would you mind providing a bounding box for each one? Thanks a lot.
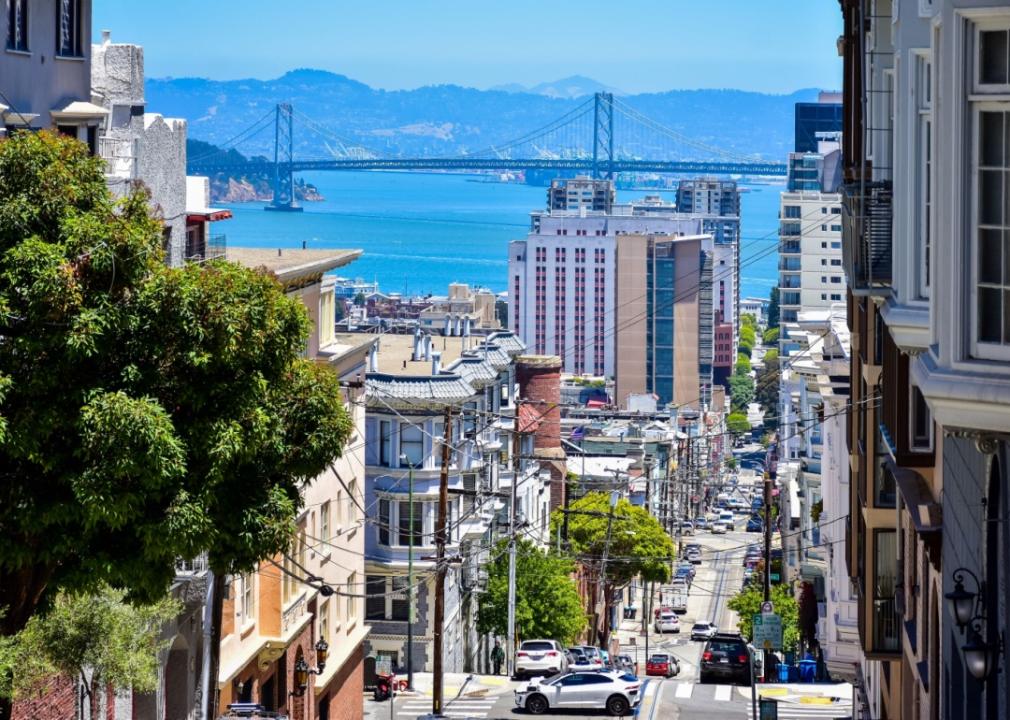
[777,663,790,682]
[799,659,817,683]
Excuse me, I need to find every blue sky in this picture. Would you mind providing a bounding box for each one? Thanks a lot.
[93,1,842,94]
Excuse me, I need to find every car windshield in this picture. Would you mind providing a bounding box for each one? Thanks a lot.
[569,649,586,658]
[649,654,670,663]
[521,641,554,651]
[543,672,566,684]
[709,641,746,653]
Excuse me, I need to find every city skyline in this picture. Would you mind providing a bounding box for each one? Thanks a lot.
[92,0,842,94]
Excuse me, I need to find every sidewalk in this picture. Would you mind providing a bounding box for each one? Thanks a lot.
[400,672,513,699]
[736,681,853,704]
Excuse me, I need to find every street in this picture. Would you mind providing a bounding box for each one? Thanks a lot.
[364,494,853,720]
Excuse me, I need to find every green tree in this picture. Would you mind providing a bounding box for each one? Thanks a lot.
[553,493,673,647]
[741,313,757,328]
[728,375,756,413]
[735,354,751,376]
[767,287,780,329]
[477,540,586,646]
[0,132,352,641]
[740,324,757,349]
[0,585,180,713]
[727,412,752,435]
[726,583,799,651]
[755,351,781,428]
[762,327,780,345]
[353,291,366,306]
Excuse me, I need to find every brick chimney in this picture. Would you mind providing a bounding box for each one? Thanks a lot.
[516,355,566,511]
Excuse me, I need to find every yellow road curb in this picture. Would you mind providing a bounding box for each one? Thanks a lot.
[799,697,835,704]
[757,688,789,697]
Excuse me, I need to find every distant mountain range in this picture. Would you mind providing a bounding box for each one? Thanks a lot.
[146,69,822,164]
[489,75,626,99]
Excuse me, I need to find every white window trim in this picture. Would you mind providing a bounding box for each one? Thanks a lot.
[908,382,934,454]
[912,49,934,300]
[375,492,435,549]
[972,19,1010,96]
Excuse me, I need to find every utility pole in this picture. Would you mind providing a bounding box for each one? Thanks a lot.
[598,490,619,648]
[506,405,521,677]
[762,469,773,602]
[433,405,452,716]
[404,459,416,691]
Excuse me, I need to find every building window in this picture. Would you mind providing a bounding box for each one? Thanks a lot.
[6,0,28,51]
[379,420,392,466]
[916,53,933,296]
[346,572,356,622]
[398,500,421,546]
[400,424,423,466]
[909,383,933,452]
[242,573,255,623]
[390,576,410,621]
[873,529,900,652]
[979,28,1010,87]
[974,108,1010,356]
[56,0,83,57]
[378,498,390,545]
[320,501,330,543]
[319,600,329,642]
[365,576,385,620]
[784,205,801,219]
[346,478,357,527]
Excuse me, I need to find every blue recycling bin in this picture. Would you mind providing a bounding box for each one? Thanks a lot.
[777,663,790,682]
[798,659,817,683]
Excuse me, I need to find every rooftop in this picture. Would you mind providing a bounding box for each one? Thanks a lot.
[226,247,362,283]
[338,332,472,377]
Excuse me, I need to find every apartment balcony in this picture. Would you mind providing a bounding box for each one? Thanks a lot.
[779,256,802,272]
[780,240,802,255]
[98,135,138,179]
[841,181,892,295]
[781,274,801,289]
[185,234,227,263]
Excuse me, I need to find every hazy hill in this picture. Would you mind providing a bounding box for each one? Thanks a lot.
[147,69,820,162]
[491,75,626,98]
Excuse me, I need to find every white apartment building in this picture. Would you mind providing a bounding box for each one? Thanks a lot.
[510,204,711,377]
[778,191,845,323]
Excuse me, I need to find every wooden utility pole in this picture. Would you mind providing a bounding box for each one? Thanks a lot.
[507,409,521,675]
[763,469,773,601]
[433,405,452,716]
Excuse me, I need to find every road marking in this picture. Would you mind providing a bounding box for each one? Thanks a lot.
[675,681,693,698]
[713,684,732,701]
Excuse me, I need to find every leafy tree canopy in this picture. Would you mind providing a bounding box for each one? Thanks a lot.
[767,287,780,329]
[740,325,757,348]
[762,327,780,345]
[0,132,352,636]
[553,492,673,588]
[735,354,751,376]
[477,540,585,646]
[726,582,799,651]
[741,314,757,328]
[728,375,756,413]
[727,412,752,435]
[0,585,179,705]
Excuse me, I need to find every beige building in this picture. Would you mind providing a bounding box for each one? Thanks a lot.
[417,282,499,336]
[217,248,371,720]
[614,234,714,410]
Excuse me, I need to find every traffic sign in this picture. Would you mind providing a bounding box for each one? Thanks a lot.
[770,573,781,582]
[760,600,774,615]
[753,613,783,651]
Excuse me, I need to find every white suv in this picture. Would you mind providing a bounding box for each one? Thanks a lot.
[516,639,569,678]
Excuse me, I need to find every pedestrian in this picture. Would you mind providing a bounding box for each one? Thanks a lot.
[491,640,505,675]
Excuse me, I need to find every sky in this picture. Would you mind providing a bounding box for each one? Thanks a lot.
[93,1,843,94]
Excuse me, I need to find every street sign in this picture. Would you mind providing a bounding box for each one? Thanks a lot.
[770,573,781,582]
[760,600,774,615]
[753,613,783,651]
[759,698,779,719]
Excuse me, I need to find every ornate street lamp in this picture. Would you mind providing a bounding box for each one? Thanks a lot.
[944,568,978,631]
[289,639,331,697]
[946,567,1005,681]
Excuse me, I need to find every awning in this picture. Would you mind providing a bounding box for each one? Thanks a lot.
[887,460,942,533]
[50,101,109,122]
[0,103,39,126]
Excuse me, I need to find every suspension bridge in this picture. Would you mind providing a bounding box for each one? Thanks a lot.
[187,92,788,211]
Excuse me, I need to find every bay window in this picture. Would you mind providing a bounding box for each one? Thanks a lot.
[915,52,932,297]
[400,424,424,466]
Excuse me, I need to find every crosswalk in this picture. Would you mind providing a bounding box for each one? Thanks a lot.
[397,697,497,718]
[663,681,853,719]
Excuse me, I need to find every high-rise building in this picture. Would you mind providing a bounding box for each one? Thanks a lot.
[794,92,843,154]
[676,179,741,217]
[547,175,615,213]
[613,233,715,409]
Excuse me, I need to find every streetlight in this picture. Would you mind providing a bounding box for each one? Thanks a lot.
[289,639,330,697]
[945,567,1006,681]
[399,453,417,691]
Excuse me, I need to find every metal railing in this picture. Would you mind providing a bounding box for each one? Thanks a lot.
[780,240,802,254]
[842,181,893,294]
[98,136,138,179]
[175,554,209,575]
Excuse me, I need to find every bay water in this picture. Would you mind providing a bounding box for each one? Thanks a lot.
[223,171,782,301]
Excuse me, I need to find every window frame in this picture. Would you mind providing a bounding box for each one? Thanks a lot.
[914,50,934,299]
[55,0,83,58]
[320,501,330,544]
[970,101,1010,361]
[908,381,934,453]
[6,0,29,52]
[399,423,424,467]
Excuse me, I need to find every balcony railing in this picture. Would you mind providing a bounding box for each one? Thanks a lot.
[186,234,227,263]
[98,136,138,179]
[780,240,802,254]
[779,257,801,272]
[842,181,892,295]
[175,554,209,576]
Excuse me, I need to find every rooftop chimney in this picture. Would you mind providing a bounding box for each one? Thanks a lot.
[431,351,442,375]
[368,343,378,372]
[424,335,432,361]
[101,30,111,45]
[412,326,423,361]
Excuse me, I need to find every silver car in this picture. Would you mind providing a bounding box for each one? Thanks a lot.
[515,639,568,678]
[515,671,643,716]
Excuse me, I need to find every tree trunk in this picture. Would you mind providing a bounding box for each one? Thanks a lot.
[0,564,54,637]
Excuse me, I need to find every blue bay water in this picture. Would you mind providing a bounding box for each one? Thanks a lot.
[223,171,782,301]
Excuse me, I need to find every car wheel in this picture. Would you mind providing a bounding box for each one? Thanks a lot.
[525,694,549,715]
[699,672,711,684]
[606,695,631,716]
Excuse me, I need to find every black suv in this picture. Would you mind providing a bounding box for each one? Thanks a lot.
[699,633,752,685]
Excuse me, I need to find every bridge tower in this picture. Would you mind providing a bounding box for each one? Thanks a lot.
[592,92,614,180]
[266,103,303,212]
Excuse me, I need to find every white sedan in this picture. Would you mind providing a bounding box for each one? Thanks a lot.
[654,612,681,633]
[711,521,728,534]
[515,671,642,716]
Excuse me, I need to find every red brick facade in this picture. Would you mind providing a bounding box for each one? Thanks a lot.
[516,355,567,511]
[11,674,79,720]
[316,644,364,720]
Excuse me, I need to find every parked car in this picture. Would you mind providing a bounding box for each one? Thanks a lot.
[568,647,597,672]
[699,633,752,685]
[679,521,694,536]
[746,516,763,532]
[718,511,736,531]
[598,648,612,670]
[654,611,681,633]
[516,639,569,679]
[515,671,643,716]
[614,654,638,675]
[693,517,709,530]
[690,621,719,641]
[674,566,693,587]
[678,562,697,579]
[686,548,702,565]
[711,521,728,534]
[645,653,680,678]
[576,646,604,671]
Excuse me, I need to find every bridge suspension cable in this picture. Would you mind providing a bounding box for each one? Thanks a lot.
[187,107,276,163]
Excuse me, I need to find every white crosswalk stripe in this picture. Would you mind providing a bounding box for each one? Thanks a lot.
[669,681,740,701]
[397,697,497,719]
[745,702,854,718]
